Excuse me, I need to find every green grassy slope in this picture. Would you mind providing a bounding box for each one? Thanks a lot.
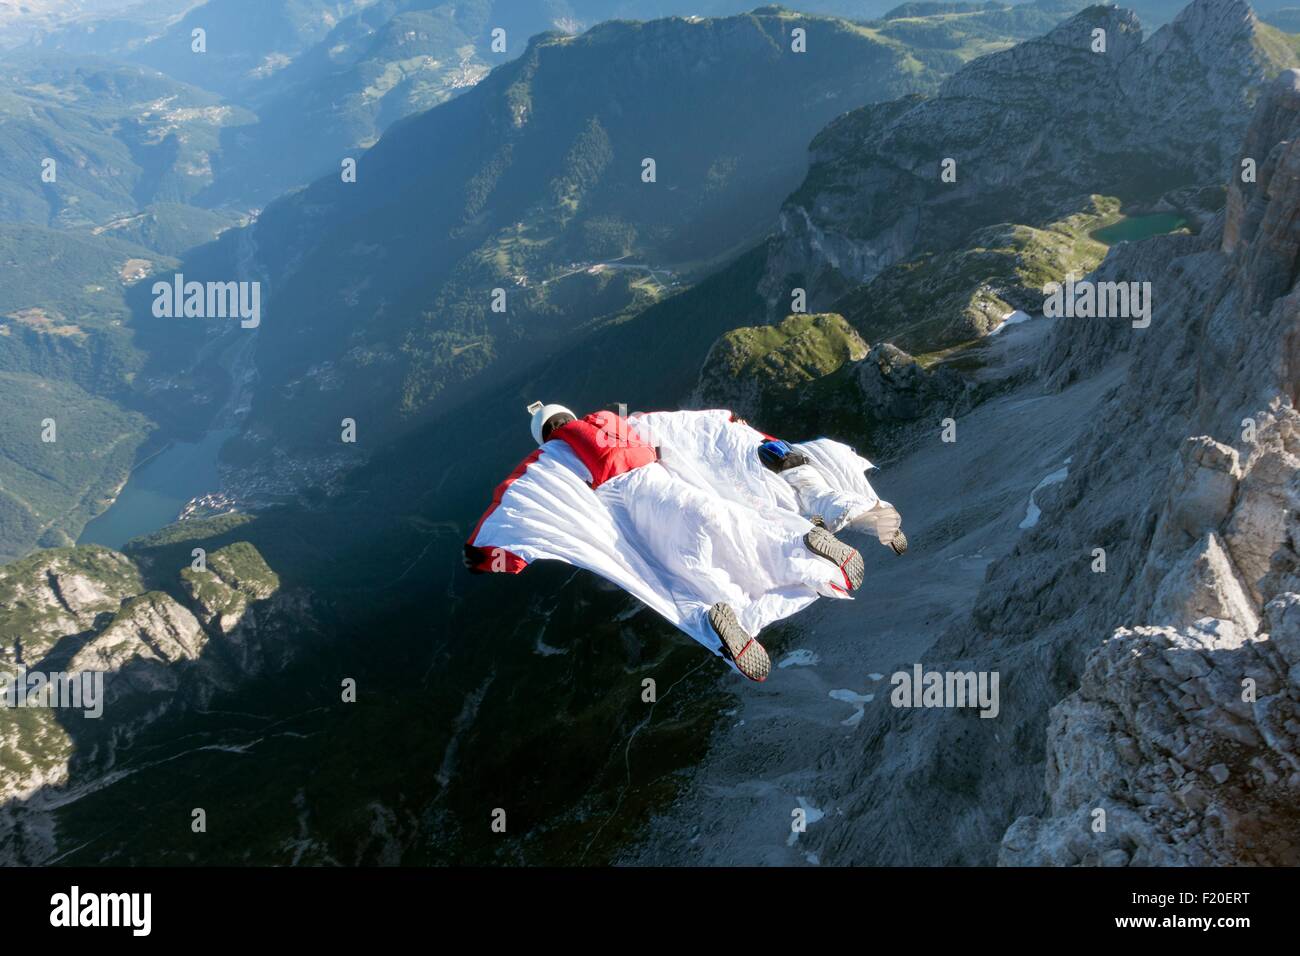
[833,198,1117,351]
[0,373,150,560]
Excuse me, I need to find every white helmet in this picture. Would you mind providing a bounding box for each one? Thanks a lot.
[528,401,576,445]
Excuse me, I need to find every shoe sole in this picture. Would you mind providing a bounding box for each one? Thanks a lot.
[889,530,908,556]
[708,602,770,682]
[805,527,864,591]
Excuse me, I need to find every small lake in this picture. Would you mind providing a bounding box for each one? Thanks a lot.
[1090,213,1186,245]
[78,429,233,550]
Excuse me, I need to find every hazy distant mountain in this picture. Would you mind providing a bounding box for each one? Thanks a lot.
[0,0,178,49]
[209,3,1083,476]
[126,0,376,96]
[196,1,908,204]
[1261,4,1300,27]
[0,54,251,239]
[16,1,1082,207]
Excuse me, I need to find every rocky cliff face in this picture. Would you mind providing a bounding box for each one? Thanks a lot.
[761,0,1293,311]
[636,62,1299,869]
[0,542,306,862]
[997,68,1300,866]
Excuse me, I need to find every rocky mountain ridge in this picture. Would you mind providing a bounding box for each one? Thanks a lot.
[834,65,1300,867]
[998,66,1300,866]
[761,0,1295,310]
[0,540,306,863]
[625,57,1298,872]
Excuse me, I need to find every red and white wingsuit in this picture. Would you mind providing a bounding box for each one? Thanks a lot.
[465,408,901,661]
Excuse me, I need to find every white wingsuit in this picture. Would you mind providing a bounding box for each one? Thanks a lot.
[465,407,901,662]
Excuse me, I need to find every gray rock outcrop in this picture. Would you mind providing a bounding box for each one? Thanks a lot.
[751,65,1300,867]
[0,542,307,862]
[996,67,1300,865]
